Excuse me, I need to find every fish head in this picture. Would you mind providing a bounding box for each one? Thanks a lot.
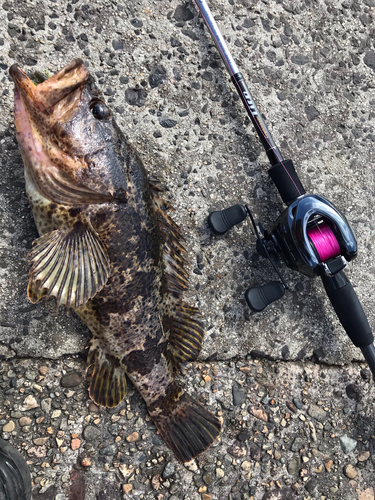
[10,59,128,206]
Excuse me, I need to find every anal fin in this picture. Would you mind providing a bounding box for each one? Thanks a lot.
[87,341,127,408]
[27,221,110,310]
[165,301,205,373]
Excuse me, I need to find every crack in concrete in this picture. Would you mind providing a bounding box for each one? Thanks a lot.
[0,352,369,372]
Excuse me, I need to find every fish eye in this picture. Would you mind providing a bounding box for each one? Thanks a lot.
[90,100,110,120]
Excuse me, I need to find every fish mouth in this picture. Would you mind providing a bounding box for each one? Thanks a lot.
[10,59,102,205]
[9,59,89,111]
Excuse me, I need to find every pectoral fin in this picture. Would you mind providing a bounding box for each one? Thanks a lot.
[27,222,110,309]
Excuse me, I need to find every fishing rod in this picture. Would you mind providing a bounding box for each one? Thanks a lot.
[192,0,375,376]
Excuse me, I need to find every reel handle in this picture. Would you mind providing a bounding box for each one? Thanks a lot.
[208,205,247,235]
[322,271,375,376]
[245,281,285,312]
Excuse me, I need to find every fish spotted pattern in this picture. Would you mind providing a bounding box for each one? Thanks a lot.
[9,59,221,463]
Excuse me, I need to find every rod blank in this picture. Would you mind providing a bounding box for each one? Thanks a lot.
[193,0,239,75]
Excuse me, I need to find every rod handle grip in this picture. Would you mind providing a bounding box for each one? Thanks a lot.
[322,272,373,348]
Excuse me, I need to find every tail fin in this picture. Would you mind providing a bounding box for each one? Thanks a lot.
[151,392,221,463]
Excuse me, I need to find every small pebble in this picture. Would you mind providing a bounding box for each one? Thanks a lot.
[344,464,358,479]
[99,444,116,456]
[83,425,101,442]
[125,88,148,107]
[325,460,333,472]
[162,462,175,479]
[307,404,327,423]
[232,384,245,406]
[173,4,194,22]
[38,366,49,376]
[119,464,134,479]
[291,437,305,452]
[346,384,361,402]
[358,451,370,462]
[159,118,177,128]
[241,461,251,471]
[293,398,303,409]
[250,407,268,422]
[112,39,124,51]
[71,438,81,450]
[33,437,49,446]
[216,468,224,478]
[2,421,15,433]
[152,436,163,446]
[126,431,139,442]
[59,418,68,431]
[41,399,52,413]
[27,446,47,458]
[348,480,358,489]
[287,458,300,475]
[202,473,213,485]
[340,435,357,454]
[19,417,32,427]
[122,484,133,494]
[21,395,38,411]
[286,401,298,413]
[60,372,82,388]
[149,66,167,88]
[185,460,198,471]
[228,445,247,458]
[24,370,37,381]
[360,369,371,381]
[237,430,250,442]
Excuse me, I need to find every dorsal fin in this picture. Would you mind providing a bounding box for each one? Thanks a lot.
[149,177,205,372]
[150,179,189,298]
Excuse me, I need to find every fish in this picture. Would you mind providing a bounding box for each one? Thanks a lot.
[9,59,221,463]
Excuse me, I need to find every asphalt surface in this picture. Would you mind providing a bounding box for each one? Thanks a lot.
[0,0,375,499]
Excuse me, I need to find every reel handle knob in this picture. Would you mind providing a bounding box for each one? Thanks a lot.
[245,281,285,312]
[208,205,247,235]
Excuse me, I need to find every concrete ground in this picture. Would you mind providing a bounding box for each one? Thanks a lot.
[0,0,375,498]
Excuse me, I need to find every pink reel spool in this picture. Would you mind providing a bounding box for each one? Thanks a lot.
[307,222,341,262]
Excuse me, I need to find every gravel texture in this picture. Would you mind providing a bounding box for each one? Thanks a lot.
[1,358,375,500]
[0,0,375,498]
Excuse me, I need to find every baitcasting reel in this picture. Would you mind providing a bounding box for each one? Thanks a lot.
[208,191,358,312]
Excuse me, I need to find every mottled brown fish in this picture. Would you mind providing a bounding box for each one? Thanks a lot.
[9,59,221,463]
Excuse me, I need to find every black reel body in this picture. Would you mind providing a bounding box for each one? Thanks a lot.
[270,194,357,278]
